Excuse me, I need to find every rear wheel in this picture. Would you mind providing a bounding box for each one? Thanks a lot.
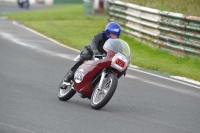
[57,73,76,101]
[58,85,76,101]
[91,73,118,110]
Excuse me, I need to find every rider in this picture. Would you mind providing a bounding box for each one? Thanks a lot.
[62,22,122,87]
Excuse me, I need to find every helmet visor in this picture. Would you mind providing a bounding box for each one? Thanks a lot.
[109,32,119,38]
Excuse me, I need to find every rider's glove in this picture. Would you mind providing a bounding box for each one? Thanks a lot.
[93,50,102,55]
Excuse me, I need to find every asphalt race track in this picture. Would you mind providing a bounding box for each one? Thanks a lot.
[0,3,200,133]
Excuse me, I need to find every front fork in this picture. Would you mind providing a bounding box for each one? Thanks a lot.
[97,68,108,90]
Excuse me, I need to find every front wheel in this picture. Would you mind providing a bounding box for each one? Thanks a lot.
[91,73,118,110]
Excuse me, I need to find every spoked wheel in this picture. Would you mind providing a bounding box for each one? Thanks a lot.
[57,74,76,101]
[91,73,118,110]
[58,85,76,101]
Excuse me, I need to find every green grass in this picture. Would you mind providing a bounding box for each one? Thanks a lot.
[4,4,200,81]
[121,0,200,16]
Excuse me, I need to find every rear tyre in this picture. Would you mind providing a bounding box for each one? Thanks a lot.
[58,85,76,101]
[57,73,76,101]
[91,73,118,110]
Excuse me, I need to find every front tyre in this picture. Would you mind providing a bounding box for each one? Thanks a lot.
[91,73,118,110]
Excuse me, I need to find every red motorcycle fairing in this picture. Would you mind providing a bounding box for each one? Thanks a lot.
[73,49,125,98]
[73,64,101,98]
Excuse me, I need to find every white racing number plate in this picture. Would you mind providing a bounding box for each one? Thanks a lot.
[111,53,129,72]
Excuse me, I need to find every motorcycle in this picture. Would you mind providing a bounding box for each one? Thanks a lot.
[18,0,29,9]
[57,38,131,110]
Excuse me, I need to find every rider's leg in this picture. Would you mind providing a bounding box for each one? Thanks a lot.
[64,60,83,82]
[64,47,92,83]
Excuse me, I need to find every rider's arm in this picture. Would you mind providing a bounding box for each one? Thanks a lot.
[89,33,102,54]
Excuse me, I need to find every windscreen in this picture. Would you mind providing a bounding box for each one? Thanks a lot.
[103,39,131,59]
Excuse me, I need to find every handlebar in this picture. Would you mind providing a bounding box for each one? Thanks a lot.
[94,53,106,58]
[94,53,107,60]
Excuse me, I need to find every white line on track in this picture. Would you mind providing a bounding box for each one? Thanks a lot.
[12,21,79,52]
[0,32,74,61]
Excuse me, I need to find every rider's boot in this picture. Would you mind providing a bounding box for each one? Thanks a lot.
[60,70,74,89]
[60,60,83,89]
[64,70,74,82]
